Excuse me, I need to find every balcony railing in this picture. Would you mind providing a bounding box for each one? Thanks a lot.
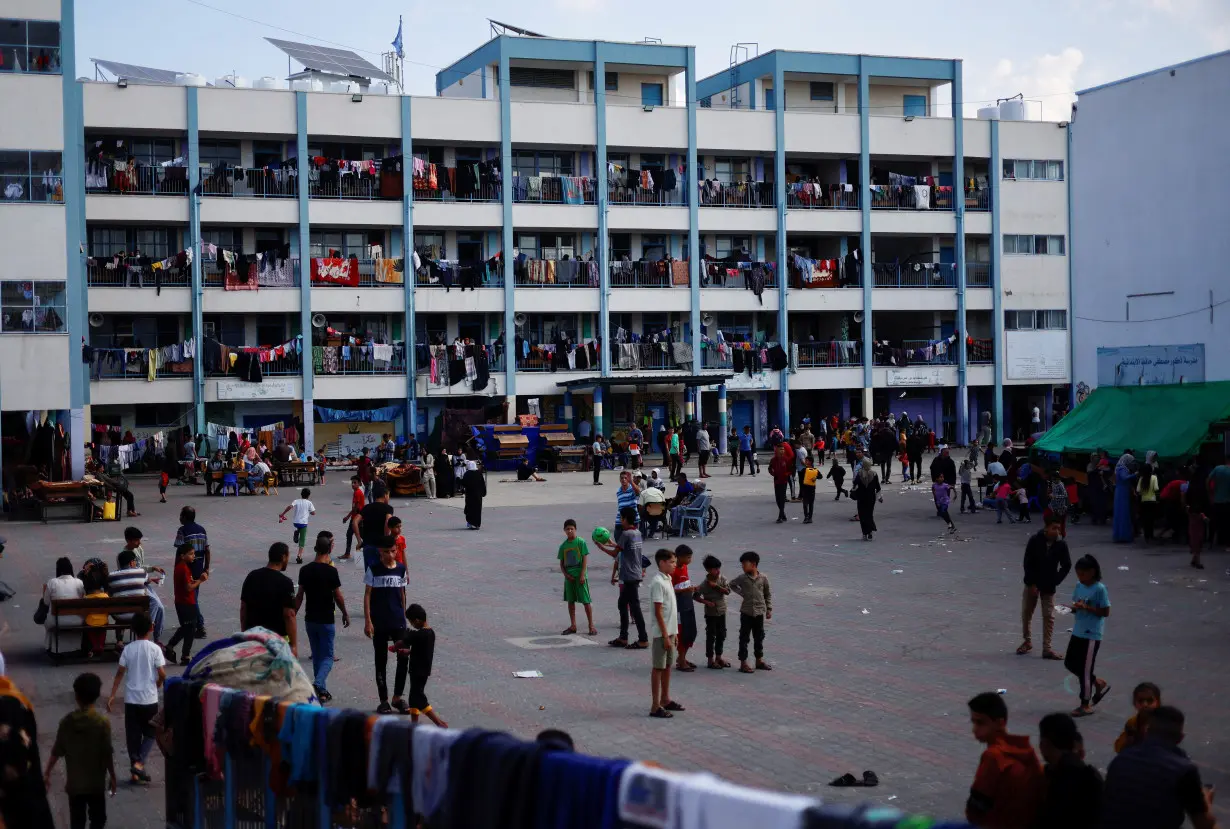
[85,163,189,196]
[308,171,393,200]
[795,341,862,368]
[416,263,504,289]
[871,262,956,288]
[607,182,686,206]
[700,342,781,372]
[512,175,596,205]
[969,338,994,364]
[309,259,401,288]
[965,188,991,211]
[868,184,955,211]
[87,260,190,288]
[697,181,774,208]
[787,258,860,289]
[701,261,778,288]
[514,259,600,288]
[93,363,184,381]
[202,259,301,288]
[314,346,405,375]
[207,353,301,377]
[785,186,859,210]
[414,182,500,203]
[201,166,297,198]
[967,262,991,288]
[610,260,688,288]
[612,343,676,371]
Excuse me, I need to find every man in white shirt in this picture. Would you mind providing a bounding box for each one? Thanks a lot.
[591,435,607,486]
[647,549,682,719]
[578,419,592,440]
[1031,406,1042,429]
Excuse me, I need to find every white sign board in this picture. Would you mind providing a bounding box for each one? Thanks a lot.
[887,367,945,387]
[1006,330,1068,380]
[337,432,382,457]
[215,379,297,400]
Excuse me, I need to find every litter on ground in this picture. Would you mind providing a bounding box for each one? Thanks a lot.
[513,671,544,679]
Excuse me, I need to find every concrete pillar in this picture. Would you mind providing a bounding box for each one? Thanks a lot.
[685,388,695,419]
[563,390,574,432]
[593,385,604,438]
[718,384,728,454]
[861,387,874,419]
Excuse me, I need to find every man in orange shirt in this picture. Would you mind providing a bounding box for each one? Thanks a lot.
[966,691,1044,829]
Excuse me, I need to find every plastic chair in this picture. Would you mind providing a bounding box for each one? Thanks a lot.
[220,473,239,497]
[676,492,711,538]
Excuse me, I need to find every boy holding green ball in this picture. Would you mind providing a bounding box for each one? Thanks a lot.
[558,519,596,635]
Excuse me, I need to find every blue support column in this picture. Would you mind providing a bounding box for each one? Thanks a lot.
[1066,123,1075,402]
[563,390,574,432]
[595,43,611,376]
[858,59,873,417]
[61,0,87,478]
[685,388,695,419]
[400,95,417,438]
[187,86,204,434]
[593,385,604,440]
[686,47,701,371]
[499,53,517,405]
[296,92,315,449]
[990,119,1004,442]
[717,384,728,454]
[953,61,968,445]
[773,62,789,429]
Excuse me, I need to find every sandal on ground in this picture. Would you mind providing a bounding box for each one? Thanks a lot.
[391,699,410,715]
[738,665,755,674]
[828,773,861,787]
[706,662,722,670]
[130,768,151,785]
[676,664,696,672]
[587,628,598,636]
[376,702,393,715]
[608,638,628,647]
[1016,642,1033,655]
[755,661,773,671]
[560,627,577,635]
[626,641,649,650]
[862,770,879,787]
[649,708,673,719]
[1071,706,1094,718]
[1092,683,1112,706]
[717,658,732,668]
[1042,650,1064,660]
[662,701,685,712]
[295,557,303,565]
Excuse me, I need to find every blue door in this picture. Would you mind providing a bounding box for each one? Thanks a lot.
[646,403,667,451]
[731,400,754,438]
[641,83,663,107]
[940,245,955,287]
[903,95,927,117]
[764,87,775,111]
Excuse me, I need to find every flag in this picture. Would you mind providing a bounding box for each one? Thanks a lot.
[392,16,404,59]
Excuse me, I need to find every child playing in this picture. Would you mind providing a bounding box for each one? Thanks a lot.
[693,554,731,669]
[1014,483,1032,523]
[557,519,595,636]
[316,450,327,485]
[965,691,1044,829]
[800,455,819,523]
[388,516,407,567]
[826,458,848,501]
[45,673,118,826]
[165,543,207,665]
[959,459,979,513]
[105,613,166,785]
[672,545,698,672]
[995,480,1017,524]
[389,604,447,727]
[899,446,910,483]
[1113,681,1160,752]
[1066,555,1111,717]
[728,551,772,673]
[279,487,317,564]
[158,468,169,504]
[933,474,957,534]
[341,476,366,562]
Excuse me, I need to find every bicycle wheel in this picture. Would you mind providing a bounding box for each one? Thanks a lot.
[705,504,719,534]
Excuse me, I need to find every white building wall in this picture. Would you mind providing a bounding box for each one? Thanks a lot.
[0,74,63,149]
[8,0,60,18]
[0,337,70,410]
[1071,51,1230,388]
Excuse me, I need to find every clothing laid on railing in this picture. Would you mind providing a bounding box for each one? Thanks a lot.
[515,257,600,286]
[872,332,962,367]
[696,179,774,206]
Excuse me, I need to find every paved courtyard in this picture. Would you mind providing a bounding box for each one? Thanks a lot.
[2,459,1227,827]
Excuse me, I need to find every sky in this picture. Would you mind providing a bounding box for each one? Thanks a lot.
[74,0,1228,120]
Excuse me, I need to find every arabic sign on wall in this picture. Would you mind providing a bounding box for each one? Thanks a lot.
[1096,344,1205,387]
[1006,331,1068,381]
[215,379,297,400]
[887,367,945,387]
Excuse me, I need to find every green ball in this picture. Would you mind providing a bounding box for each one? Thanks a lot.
[591,526,611,545]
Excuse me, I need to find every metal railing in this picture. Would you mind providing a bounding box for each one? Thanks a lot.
[967,262,991,288]
[513,176,597,205]
[414,182,500,203]
[785,188,859,210]
[93,363,184,380]
[969,338,994,364]
[696,183,774,208]
[965,189,991,211]
[206,354,301,377]
[795,341,862,368]
[416,265,504,288]
[201,259,301,288]
[516,353,554,372]
[868,185,955,211]
[307,259,401,287]
[872,262,956,288]
[87,261,190,288]
[316,349,405,375]
[612,344,675,371]
[606,182,686,206]
[700,342,780,372]
[513,260,598,288]
[201,166,297,198]
[609,261,685,288]
[308,172,393,200]
[701,261,778,288]
[85,164,189,196]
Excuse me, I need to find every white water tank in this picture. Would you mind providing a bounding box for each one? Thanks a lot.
[999,98,1042,121]
[253,76,280,90]
[977,104,1000,120]
[215,74,250,89]
[291,78,323,92]
[176,73,206,87]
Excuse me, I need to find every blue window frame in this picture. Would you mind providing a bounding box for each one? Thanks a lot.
[0,19,61,74]
[1,281,66,333]
[764,87,775,111]
[641,83,663,107]
[0,150,63,202]
[809,81,834,101]
[903,95,927,117]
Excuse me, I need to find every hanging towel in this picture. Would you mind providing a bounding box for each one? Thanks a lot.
[913,184,931,210]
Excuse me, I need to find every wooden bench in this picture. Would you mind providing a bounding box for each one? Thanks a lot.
[31,481,93,524]
[276,462,319,486]
[48,595,151,662]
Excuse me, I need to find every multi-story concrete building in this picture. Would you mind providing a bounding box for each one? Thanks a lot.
[1,0,1073,476]
[1071,49,1230,396]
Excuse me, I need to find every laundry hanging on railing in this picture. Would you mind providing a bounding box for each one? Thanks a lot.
[311,257,360,287]
[872,332,961,367]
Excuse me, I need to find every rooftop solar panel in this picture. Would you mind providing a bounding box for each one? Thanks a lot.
[92,58,182,85]
[265,37,394,83]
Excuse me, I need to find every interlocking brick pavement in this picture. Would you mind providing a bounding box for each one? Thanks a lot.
[2,466,1226,827]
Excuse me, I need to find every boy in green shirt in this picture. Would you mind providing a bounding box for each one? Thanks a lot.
[558,519,596,636]
[45,672,117,828]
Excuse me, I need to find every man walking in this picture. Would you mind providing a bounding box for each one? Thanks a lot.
[173,507,210,639]
[296,531,349,702]
[1017,516,1071,659]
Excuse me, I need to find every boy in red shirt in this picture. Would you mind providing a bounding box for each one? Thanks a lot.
[966,692,1044,829]
[672,545,698,671]
[389,516,407,567]
[340,476,365,562]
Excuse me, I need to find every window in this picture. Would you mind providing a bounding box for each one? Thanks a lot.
[641,83,664,107]
[699,96,712,108]
[515,233,540,260]
[1005,310,1067,330]
[903,95,928,117]
[1003,159,1064,181]
[641,234,667,261]
[1004,234,1065,255]
[254,229,282,254]
[256,318,287,346]
[586,70,618,91]
[763,87,775,111]
[0,150,62,202]
[129,138,176,166]
[134,403,183,429]
[609,233,631,261]
[252,141,283,168]
[89,227,173,258]
[1,281,66,333]
[512,150,573,177]
[414,232,444,259]
[541,234,575,261]
[0,19,61,74]
[509,67,575,89]
[198,140,241,168]
[642,313,670,337]
[809,81,834,101]
[200,228,239,255]
[715,236,751,258]
[714,157,750,184]
[311,231,378,259]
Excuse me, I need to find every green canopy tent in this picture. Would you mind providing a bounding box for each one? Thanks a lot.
[1032,382,1230,462]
